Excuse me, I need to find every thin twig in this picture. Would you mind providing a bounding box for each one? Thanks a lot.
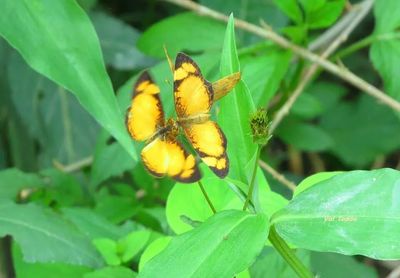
[269,0,373,133]
[198,181,216,214]
[164,0,400,113]
[387,264,400,278]
[259,160,297,192]
[53,156,93,172]
[308,3,364,51]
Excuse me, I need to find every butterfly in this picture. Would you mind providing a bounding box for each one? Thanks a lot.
[126,53,229,183]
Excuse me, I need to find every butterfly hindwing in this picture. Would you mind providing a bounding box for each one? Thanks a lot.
[126,71,165,142]
[141,135,201,183]
[183,120,229,178]
[174,52,213,118]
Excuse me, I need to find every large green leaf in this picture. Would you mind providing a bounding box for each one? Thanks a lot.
[218,15,256,183]
[166,173,243,234]
[0,168,43,200]
[294,171,343,197]
[13,244,91,278]
[370,0,400,100]
[310,252,378,278]
[62,208,127,240]
[0,0,136,160]
[90,131,135,188]
[91,11,151,70]
[138,237,172,271]
[240,49,291,107]
[250,247,310,278]
[8,52,99,167]
[0,200,103,267]
[320,95,400,167]
[139,210,268,278]
[84,266,137,278]
[271,168,400,259]
[137,12,225,58]
[276,117,333,152]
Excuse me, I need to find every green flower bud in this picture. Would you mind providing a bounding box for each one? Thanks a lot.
[250,108,271,145]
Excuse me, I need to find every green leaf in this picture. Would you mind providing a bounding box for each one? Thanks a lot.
[250,247,310,278]
[320,95,400,167]
[0,168,43,200]
[118,230,151,263]
[310,252,378,278]
[139,210,269,278]
[281,25,308,44]
[166,175,243,234]
[276,117,333,151]
[272,168,400,259]
[8,53,99,167]
[93,238,120,266]
[137,12,225,58]
[294,171,343,197]
[91,12,150,70]
[84,266,137,278]
[218,14,256,183]
[91,140,135,188]
[291,93,323,119]
[240,49,292,107]
[62,208,126,240]
[305,0,345,29]
[305,81,347,113]
[95,193,139,224]
[0,200,103,267]
[138,237,172,271]
[34,169,84,207]
[201,0,288,44]
[372,0,400,34]
[0,0,136,160]
[370,0,400,100]
[276,0,345,29]
[273,0,304,24]
[13,243,91,278]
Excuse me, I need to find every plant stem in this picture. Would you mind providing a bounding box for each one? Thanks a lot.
[269,226,313,278]
[242,146,261,211]
[258,160,297,192]
[334,32,400,60]
[198,181,216,214]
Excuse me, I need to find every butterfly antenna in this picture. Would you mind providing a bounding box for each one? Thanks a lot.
[163,44,174,74]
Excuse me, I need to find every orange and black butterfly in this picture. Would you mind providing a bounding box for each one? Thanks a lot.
[126,53,229,183]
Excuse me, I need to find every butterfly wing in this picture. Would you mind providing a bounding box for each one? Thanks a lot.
[183,120,229,178]
[126,71,165,142]
[174,53,229,178]
[141,135,201,183]
[174,52,213,117]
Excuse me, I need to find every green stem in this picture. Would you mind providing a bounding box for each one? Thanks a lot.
[242,146,261,211]
[334,32,400,60]
[198,181,216,214]
[269,226,313,278]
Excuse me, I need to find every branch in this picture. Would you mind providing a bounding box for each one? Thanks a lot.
[53,156,93,172]
[270,0,373,134]
[259,160,297,192]
[164,0,400,113]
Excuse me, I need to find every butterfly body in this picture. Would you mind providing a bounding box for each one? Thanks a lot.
[126,53,229,183]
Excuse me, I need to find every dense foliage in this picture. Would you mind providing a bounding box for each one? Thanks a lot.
[0,0,399,277]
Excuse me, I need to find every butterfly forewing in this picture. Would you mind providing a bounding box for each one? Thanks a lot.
[126,71,165,142]
[173,53,229,178]
[174,53,213,118]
